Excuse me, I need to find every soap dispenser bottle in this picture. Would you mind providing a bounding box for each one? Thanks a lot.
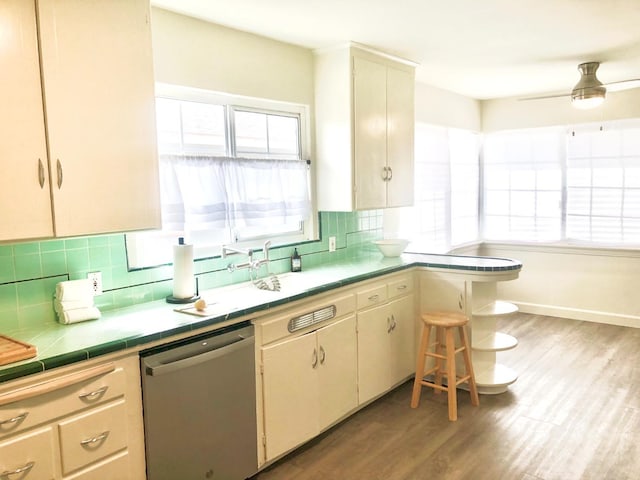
[291,248,302,272]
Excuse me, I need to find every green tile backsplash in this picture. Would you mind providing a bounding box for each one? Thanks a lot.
[0,211,382,328]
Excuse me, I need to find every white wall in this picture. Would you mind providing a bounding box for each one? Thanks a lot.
[477,243,640,328]
[415,82,482,131]
[150,8,314,106]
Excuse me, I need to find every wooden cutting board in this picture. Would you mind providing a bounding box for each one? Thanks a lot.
[0,335,37,366]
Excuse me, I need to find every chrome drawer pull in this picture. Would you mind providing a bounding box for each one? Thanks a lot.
[80,431,110,447]
[396,284,407,290]
[368,294,379,302]
[0,412,28,427]
[1,461,35,477]
[78,386,108,401]
[319,346,326,365]
[56,159,63,189]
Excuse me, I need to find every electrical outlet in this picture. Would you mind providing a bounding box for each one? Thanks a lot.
[329,236,337,252]
[87,272,103,295]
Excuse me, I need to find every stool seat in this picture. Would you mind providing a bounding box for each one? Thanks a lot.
[421,311,469,327]
[411,311,479,421]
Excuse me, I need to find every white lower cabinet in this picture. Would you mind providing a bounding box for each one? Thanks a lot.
[261,314,358,462]
[357,294,415,404]
[0,355,145,479]
[256,272,416,467]
[0,426,56,480]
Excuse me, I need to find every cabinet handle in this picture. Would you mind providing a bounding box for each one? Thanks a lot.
[390,315,397,331]
[381,167,388,181]
[38,159,45,188]
[0,363,115,407]
[0,412,29,427]
[458,293,463,310]
[78,385,108,401]
[368,294,380,302]
[396,284,407,291]
[319,346,326,365]
[311,348,318,368]
[387,166,393,181]
[56,159,63,189]
[387,317,392,333]
[1,461,35,478]
[80,430,110,447]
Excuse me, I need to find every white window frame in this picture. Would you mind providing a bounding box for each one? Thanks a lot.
[126,83,316,269]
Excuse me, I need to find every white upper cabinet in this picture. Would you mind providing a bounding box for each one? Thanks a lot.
[0,0,161,242]
[0,0,53,240]
[315,44,416,211]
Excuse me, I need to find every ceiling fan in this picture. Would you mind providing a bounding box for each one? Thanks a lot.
[521,62,640,109]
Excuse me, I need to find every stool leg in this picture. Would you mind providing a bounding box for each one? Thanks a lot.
[434,327,444,395]
[411,323,431,408]
[459,325,479,407]
[445,327,458,421]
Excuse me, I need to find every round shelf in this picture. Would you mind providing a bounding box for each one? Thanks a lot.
[473,300,518,318]
[474,363,518,395]
[472,332,518,352]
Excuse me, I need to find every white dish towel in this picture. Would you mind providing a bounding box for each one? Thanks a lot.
[54,279,101,324]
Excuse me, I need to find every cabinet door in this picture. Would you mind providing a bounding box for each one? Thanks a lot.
[386,66,415,208]
[0,426,56,480]
[316,315,358,430]
[353,56,388,210]
[420,274,467,313]
[37,0,160,237]
[0,0,53,241]
[388,295,416,384]
[357,303,392,404]
[262,333,318,461]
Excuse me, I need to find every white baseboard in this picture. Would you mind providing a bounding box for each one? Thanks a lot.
[512,301,640,329]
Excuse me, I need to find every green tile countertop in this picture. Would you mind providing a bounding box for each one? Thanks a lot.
[0,253,521,384]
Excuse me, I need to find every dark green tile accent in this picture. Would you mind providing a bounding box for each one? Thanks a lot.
[0,361,44,383]
[87,339,128,358]
[41,350,89,370]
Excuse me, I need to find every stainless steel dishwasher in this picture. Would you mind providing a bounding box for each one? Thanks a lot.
[140,321,257,480]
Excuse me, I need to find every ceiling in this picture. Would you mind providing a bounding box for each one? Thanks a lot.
[150,0,640,100]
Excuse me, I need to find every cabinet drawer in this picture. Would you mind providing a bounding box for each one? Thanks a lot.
[0,364,124,439]
[0,426,56,480]
[59,400,128,475]
[258,293,356,345]
[356,285,387,310]
[388,275,413,299]
[65,451,130,480]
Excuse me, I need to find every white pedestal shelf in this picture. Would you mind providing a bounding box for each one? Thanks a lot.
[471,298,519,395]
[474,364,518,395]
[472,331,518,352]
[473,300,519,318]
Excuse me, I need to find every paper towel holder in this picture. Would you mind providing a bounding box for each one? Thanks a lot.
[166,276,200,304]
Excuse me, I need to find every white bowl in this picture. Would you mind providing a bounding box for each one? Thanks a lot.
[373,239,409,257]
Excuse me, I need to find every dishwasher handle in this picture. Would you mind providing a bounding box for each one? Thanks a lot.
[145,334,254,377]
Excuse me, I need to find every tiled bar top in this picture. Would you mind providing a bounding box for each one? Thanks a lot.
[0,253,521,384]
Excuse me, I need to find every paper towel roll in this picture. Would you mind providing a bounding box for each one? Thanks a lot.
[172,241,195,299]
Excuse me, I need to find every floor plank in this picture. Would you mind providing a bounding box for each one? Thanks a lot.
[252,313,640,480]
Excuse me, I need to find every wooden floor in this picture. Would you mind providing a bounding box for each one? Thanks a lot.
[253,313,640,480]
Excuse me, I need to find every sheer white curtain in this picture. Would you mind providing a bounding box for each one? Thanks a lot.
[160,154,311,232]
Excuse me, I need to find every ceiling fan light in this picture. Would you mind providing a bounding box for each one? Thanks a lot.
[571,62,606,109]
[571,89,606,109]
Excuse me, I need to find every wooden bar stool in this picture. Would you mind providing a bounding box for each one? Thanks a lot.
[411,311,479,421]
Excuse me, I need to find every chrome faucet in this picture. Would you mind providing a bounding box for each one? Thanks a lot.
[224,241,271,275]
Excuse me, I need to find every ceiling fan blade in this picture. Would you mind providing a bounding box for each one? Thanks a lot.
[518,92,571,101]
[604,79,640,92]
